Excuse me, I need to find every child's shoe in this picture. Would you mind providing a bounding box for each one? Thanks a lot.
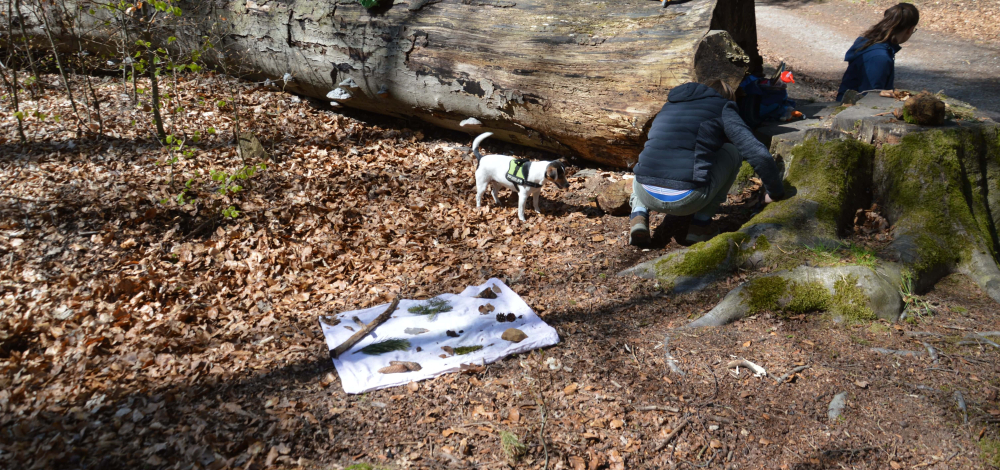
[629,212,651,247]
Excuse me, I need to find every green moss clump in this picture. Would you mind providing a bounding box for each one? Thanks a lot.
[741,276,831,317]
[754,235,771,253]
[734,161,756,188]
[901,107,919,125]
[746,138,873,238]
[831,274,875,322]
[878,129,991,276]
[656,232,749,279]
[979,438,1000,468]
[784,281,832,315]
[743,276,787,315]
[356,0,380,8]
[830,105,849,116]
[454,345,483,355]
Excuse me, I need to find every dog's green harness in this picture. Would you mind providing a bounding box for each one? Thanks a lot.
[506,159,541,189]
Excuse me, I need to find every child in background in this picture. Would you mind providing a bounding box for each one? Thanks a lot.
[837,3,920,101]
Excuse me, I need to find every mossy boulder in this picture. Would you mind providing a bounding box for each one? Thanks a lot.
[620,101,1000,329]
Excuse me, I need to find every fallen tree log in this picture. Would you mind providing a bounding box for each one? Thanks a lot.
[12,0,758,167]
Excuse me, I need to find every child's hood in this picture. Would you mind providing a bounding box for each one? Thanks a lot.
[844,37,902,61]
[667,82,721,103]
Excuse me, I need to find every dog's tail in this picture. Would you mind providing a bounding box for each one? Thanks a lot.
[472,132,493,163]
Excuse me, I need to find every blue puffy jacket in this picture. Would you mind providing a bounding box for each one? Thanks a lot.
[836,37,902,101]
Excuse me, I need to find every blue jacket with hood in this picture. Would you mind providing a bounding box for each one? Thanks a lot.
[634,82,785,199]
[836,37,902,101]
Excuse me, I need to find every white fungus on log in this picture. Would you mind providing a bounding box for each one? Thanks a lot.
[327,88,352,101]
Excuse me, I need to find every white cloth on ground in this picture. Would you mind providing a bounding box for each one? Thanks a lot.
[320,278,559,394]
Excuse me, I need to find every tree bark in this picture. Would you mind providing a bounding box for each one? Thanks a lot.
[13,0,757,167]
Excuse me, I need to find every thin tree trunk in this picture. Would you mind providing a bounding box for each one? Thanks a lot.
[14,0,41,99]
[148,48,166,143]
[35,1,82,136]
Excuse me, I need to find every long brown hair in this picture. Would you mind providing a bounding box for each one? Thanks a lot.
[861,3,919,49]
[703,79,736,102]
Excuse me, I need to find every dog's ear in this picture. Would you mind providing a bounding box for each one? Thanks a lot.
[549,161,567,179]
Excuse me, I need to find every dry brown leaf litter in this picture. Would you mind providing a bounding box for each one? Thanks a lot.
[0,72,998,470]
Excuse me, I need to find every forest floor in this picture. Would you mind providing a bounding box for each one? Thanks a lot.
[3,0,1000,467]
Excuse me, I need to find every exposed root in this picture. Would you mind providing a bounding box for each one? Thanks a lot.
[870,347,923,357]
[684,265,903,328]
[726,359,767,378]
[921,342,939,363]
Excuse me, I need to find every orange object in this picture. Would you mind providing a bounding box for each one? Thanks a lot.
[780,71,795,84]
[791,110,803,119]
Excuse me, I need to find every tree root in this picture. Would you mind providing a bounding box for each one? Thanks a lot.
[684,265,903,328]
[622,124,1000,331]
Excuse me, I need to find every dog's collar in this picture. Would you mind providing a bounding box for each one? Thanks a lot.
[505,159,542,188]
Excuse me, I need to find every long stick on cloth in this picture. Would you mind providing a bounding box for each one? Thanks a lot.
[331,296,400,359]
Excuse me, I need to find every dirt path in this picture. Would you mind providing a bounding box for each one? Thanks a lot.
[755,0,1000,119]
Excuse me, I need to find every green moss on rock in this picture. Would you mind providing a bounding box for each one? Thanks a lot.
[878,129,993,276]
[734,161,756,188]
[831,273,876,322]
[656,232,749,279]
[741,275,831,318]
[746,138,873,238]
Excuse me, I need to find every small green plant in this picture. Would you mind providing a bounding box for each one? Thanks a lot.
[499,430,527,462]
[221,206,241,219]
[804,242,841,266]
[454,345,483,355]
[345,464,387,470]
[899,269,935,322]
[357,338,410,355]
[846,242,878,270]
[408,297,452,319]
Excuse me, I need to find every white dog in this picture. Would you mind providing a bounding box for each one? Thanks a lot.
[472,132,569,221]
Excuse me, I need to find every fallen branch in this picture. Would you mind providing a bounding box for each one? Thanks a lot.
[870,347,923,357]
[663,335,686,376]
[920,342,939,363]
[331,297,400,358]
[954,391,967,424]
[706,414,734,425]
[773,365,811,386]
[635,405,680,413]
[652,417,689,452]
[962,333,1000,349]
[726,359,767,378]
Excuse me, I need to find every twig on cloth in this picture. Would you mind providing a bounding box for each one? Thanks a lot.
[332,297,400,358]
